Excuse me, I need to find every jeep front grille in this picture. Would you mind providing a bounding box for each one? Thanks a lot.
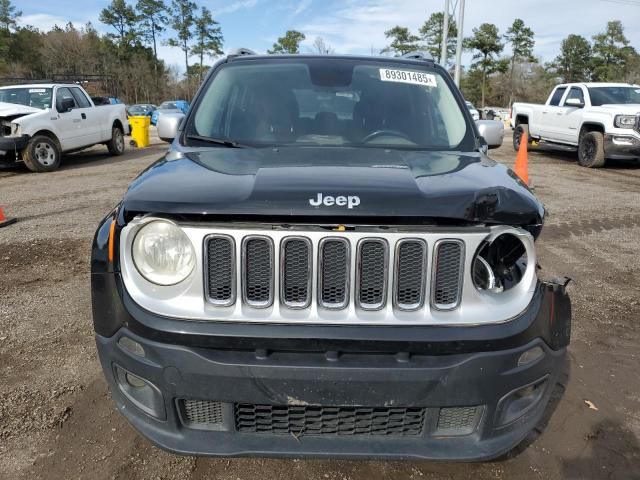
[204,233,466,314]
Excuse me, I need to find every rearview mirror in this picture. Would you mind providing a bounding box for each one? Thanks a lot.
[476,120,504,150]
[157,113,185,143]
[59,98,75,113]
[565,98,584,108]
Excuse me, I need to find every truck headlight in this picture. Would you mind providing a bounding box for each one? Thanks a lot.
[472,233,527,293]
[614,115,637,129]
[132,220,195,285]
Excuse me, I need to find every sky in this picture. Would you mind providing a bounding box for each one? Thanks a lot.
[16,0,640,72]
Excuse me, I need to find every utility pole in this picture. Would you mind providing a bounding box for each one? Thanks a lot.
[441,0,466,86]
[454,0,465,86]
[440,0,450,66]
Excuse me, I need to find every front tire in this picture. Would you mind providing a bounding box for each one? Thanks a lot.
[107,126,125,156]
[513,123,530,151]
[22,135,61,172]
[578,131,606,168]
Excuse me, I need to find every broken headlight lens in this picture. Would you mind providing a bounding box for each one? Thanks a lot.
[472,233,527,293]
[132,220,195,285]
[614,115,637,129]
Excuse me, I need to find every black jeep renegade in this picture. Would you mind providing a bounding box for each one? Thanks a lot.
[91,51,571,461]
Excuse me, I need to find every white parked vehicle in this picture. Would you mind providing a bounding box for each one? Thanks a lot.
[465,101,480,121]
[0,84,130,172]
[511,83,640,167]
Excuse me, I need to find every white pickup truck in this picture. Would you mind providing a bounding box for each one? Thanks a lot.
[0,83,130,172]
[511,82,640,167]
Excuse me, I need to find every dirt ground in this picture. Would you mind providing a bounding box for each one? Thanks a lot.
[0,134,639,480]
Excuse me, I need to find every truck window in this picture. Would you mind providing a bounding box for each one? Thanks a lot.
[564,87,584,105]
[549,87,567,106]
[56,87,78,111]
[70,87,91,108]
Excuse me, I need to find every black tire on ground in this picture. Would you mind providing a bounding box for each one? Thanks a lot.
[106,126,125,156]
[513,123,530,152]
[578,131,606,168]
[22,135,61,172]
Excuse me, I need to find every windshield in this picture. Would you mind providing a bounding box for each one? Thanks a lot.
[0,87,53,110]
[129,105,152,114]
[588,86,640,106]
[189,59,468,149]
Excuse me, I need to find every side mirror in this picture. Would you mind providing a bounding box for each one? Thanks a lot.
[476,120,504,150]
[59,98,75,113]
[157,113,185,143]
[565,98,584,108]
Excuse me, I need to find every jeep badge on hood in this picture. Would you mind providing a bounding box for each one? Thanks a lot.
[309,193,361,209]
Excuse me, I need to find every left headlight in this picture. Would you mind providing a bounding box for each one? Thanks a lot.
[132,220,196,285]
[614,115,638,129]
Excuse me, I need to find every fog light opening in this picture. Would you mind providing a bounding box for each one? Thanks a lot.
[113,365,166,420]
[518,346,544,366]
[496,376,549,427]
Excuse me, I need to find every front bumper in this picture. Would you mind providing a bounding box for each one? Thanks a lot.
[92,272,571,461]
[0,134,29,159]
[604,133,640,160]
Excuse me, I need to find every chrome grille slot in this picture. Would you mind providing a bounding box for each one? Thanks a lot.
[280,237,312,308]
[242,236,274,308]
[432,240,464,310]
[318,238,350,309]
[205,235,235,306]
[356,239,388,310]
[394,240,427,311]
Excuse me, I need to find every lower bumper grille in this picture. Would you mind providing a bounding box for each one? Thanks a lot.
[235,404,426,436]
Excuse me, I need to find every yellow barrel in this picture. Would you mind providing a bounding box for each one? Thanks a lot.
[129,116,151,148]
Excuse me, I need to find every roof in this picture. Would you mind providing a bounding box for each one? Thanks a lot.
[0,83,80,89]
[559,82,639,88]
[227,53,437,67]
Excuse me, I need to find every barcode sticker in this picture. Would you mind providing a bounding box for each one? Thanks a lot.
[379,69,438,87]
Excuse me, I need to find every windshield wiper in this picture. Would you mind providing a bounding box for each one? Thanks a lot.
[186,134,246,148]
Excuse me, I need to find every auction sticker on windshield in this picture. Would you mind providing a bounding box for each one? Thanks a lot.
[379,69,437,87]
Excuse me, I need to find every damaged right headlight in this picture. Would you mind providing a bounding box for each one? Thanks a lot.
[472,233,528,293]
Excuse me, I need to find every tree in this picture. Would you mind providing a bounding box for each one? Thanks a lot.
[99,0,139,48]
[312,36,333,54]
[0,0,21,33]
[167,0,197,76]
[504,18,535,104]
[419,12,457,64]
[591,20,630,81]
[465,23,504,108]
[381,26,420,56]
[269,30,305,54]
[554,34,592,82]
[136,0,168,69]
[190,7,223,81]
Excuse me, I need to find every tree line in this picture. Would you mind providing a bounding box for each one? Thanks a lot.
[1,0,639,108]
[267,15,640,109]
[0,0,223,103]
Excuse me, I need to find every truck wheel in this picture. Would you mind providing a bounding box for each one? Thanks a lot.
[513,124,530,151]
[107,126,125,156]
[22,136,61,172]
[578,131,606,168]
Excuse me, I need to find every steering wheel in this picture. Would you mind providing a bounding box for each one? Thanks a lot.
[362,130,413,143]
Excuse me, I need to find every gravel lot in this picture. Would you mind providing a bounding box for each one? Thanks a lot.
[1,135,639,480]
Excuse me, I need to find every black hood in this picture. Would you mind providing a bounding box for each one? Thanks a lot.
[122,147,544,227]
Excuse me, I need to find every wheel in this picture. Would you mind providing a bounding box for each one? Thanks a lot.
[578,131,606,168]
[513,124,530,151]
[107,126,125,156]
[22,135,61,172]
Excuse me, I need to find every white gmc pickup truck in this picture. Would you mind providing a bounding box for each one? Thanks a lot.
[511,82,640,167]
[0,83,130,172]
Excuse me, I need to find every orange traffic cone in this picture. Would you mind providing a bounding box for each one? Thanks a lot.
[514,132,529,186]
[0,206,17,228]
